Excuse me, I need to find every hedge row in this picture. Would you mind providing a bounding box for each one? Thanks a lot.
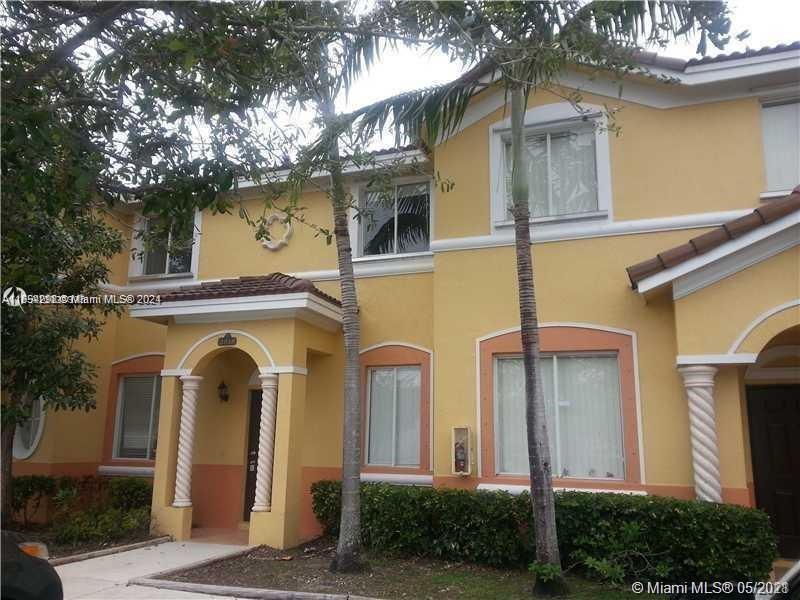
[311,481,777,584]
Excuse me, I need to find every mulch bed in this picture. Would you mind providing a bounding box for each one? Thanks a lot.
[10,523,160,559]
[160,538,663,600]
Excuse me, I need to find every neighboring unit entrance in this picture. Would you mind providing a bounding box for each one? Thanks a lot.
[747,385,800,558]
[243,389,262,521]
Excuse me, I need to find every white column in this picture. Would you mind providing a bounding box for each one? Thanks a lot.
[172,375,203,508]
[252,373,279,512]
[678,365,722,503]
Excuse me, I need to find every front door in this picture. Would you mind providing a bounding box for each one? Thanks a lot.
[747,385,800,558]
[243,389,261,521]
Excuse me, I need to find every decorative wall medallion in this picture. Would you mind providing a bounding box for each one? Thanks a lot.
[218,333,237,347]
[262,213,293,251]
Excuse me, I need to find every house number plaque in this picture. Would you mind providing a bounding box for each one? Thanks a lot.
[217,333,237,347]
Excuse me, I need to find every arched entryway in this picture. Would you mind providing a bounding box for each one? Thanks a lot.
[744,325,800,558]
[188,347,259,535]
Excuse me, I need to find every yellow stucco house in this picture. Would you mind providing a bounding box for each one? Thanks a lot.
[12,44,800,557]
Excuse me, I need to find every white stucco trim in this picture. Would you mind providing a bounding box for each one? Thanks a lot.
[673,224,800,299]
[161,368,191,377]
[477,483,647,496]
[236,148,429,189]
[259,366,308,376]
[175,329,275,370]
[676,353,758,366]
[431,208,751,253]
[130,292,342,331]
[635,211,800,295]
[360,473,433,486]
[292,252,434,282]
[450,52,800,129]
[97,465,155,478]
[360,341,433,355]
[728,299,800,354]
[111,352,165,366]
[474,322,646,486]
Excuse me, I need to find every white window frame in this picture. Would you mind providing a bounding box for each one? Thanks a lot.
[128,210,202,281]
[365,365,422,468]
[759,98,800,199]
[349,175,434,261]
[112,374,161,461]
[488,103,613,233]
[12,397,46,460]
[492,352,625,480]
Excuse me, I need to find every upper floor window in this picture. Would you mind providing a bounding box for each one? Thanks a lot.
[494,353,624,479]
[142,216,193,276]
[360,182,430,257]
[762,100,800,194]
[114,375,161,460]
[503,125,598,219]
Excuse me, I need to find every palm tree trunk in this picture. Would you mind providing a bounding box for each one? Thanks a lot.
[1,419,16,526]
[318,80,364,574]
[509,86,568,597]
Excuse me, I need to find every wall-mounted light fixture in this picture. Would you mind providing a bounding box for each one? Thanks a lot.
[217,381,230,402]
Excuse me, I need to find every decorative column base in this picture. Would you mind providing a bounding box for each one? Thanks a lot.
[678,365,722,503]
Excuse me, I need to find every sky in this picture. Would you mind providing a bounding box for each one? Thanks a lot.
[343,0,800,113]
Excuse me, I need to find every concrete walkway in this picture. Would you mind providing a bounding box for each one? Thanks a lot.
[56,540,246,599]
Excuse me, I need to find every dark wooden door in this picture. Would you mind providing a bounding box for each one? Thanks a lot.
[243,390,261,521]
[747,385,800,558]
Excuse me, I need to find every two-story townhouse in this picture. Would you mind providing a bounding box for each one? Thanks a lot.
[11,43,800,557]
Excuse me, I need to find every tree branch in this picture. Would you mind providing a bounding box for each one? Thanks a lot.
[7,2,138,98]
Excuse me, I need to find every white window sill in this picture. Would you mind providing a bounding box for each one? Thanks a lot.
[128,272,195,284]
[97,465,154,478]
[353,250,433,263]
[477,483,646,496]
[493,210,609,229]
[360,473,433,486]
[760,190,793,200]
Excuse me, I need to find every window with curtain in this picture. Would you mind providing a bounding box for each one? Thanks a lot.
[12,397,45,459]
[761,101,800,193]
[142,215,193,275]
[116,375,161,459]
[361,182,430,256]
[494,354,624,479]
[366,366,421,467]
[504,126,598,219]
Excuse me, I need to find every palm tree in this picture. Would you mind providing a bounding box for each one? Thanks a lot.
[351,1,734,594]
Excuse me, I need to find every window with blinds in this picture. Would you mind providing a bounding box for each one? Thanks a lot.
[115,375,161,460]
[366,366,422,467]
[504,126,598,218]
[494,354,624,479]
[762,101,800,194]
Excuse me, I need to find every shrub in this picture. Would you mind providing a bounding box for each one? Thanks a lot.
[11,475,57,526]
[108,478,152,511]
[311,481,777,584]
[53,507,150,545]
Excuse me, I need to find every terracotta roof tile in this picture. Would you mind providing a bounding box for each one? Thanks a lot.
[627,188,800,289]
[156,273,341,306]
[685,41,800,67]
